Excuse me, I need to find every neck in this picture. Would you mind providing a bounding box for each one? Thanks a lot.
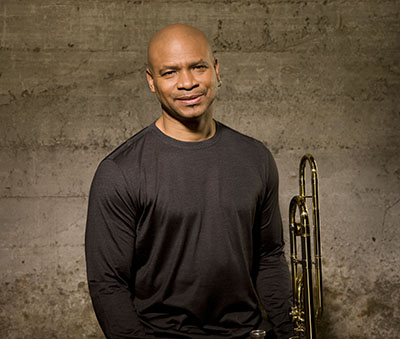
[155,112,216,142]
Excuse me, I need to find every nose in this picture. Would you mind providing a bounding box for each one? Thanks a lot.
[177,69,199,91]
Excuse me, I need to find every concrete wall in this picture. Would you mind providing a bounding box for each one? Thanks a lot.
[1,0,399,338]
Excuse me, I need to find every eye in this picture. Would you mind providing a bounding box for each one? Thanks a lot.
[161,70,176,77]
[193,64,208,70]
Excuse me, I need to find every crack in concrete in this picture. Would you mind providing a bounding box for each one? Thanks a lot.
[382,197,400,230]
[0,195,87,199]
[0,56,92,108]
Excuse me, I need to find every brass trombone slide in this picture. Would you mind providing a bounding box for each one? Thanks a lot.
[289,154,323,339]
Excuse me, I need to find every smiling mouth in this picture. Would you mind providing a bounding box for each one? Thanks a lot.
[176,94,203,106]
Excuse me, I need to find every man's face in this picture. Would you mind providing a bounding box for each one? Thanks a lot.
[146,35,220,122]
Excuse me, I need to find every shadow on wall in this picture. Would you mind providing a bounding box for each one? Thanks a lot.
[318,291,338,339]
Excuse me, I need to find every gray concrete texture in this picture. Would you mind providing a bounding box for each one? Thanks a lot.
[0,0,399,338]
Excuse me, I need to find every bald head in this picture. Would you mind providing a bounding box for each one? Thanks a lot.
[145,24,221,126]
[147,24,215,71]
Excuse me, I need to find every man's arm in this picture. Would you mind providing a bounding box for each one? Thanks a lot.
[85,159,147,338]
[254,150,294,339]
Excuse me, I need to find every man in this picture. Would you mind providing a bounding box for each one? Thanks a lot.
[85,24,294,339]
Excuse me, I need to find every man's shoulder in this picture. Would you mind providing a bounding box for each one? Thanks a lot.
[104,122,156,164]
[218,121,270,155]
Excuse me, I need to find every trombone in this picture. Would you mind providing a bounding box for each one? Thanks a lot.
[289,154,323,339]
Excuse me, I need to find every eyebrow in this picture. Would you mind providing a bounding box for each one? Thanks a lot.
[158,59,210,75]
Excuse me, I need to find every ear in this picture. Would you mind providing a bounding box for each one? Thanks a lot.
[146,68,156,93]
[214,59,221,83]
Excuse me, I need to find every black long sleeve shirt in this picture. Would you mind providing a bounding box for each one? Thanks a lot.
[85,121,293,338]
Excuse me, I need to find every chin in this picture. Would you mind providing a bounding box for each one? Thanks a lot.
[179,111,208,121]
[168,106,210,121]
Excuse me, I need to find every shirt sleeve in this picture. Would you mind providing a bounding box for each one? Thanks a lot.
[254,149,294,339]
[85,159,147,338]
